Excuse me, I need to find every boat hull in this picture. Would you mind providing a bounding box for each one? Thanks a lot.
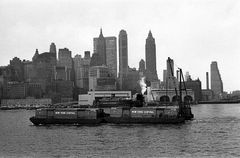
[29,117,103,125]
[104,117,185,124]
[181,107,194,120]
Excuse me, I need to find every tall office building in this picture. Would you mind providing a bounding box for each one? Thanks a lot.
[139,59,145,73]
[119,30,128,75]
[94,29,106,65]
[93,30,117,78]
[73,51,91,91]
[49,42,57,54]
[105,37,117,78]
[184,79,202,102]
[118,30,128,90]
[58,48,72,69]
[145,31,158,82]
[58,48,73,81]
[206,72,209,90]
[211,61,223,99]
[10,57,24,82]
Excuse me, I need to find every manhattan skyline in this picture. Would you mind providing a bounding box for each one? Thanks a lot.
[1,0,240,92]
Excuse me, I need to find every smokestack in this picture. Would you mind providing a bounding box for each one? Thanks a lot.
[206,72,209,90]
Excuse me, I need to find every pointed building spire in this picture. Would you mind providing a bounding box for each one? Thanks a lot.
[96,28,106,65]
[148,30,152,38]
[32,49,39,61]
[145,30,158,82]
[99,28,104,38]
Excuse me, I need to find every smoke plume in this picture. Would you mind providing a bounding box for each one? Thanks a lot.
[139,77,147,94]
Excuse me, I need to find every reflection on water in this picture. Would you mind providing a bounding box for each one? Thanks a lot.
[0,104,240,157]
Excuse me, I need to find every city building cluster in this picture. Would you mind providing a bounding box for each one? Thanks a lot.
[0,28,235,105]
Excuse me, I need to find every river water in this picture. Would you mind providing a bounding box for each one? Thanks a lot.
[0,104,240,157]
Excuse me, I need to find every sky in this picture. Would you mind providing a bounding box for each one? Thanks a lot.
[0,0,240,92]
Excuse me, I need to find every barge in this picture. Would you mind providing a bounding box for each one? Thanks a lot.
[29,106,185,125]
[30,108,105,125]
[29,93,188,125]
[105,106,184,124]
[29,57,193,125]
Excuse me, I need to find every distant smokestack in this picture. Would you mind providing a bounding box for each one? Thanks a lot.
[206,72,209,90]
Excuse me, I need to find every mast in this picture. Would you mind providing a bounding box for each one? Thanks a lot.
[179,68,190,107]
[179,68,183,115]
[179,68,183,104]
[167,57,178,100]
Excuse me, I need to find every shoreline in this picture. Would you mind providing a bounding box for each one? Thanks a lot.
[198,100,240,104]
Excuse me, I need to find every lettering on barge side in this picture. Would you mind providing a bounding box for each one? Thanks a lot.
[55,111,76,115]
[131,111,154,114]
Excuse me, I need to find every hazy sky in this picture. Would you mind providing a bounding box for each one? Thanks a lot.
[1,0,240,92]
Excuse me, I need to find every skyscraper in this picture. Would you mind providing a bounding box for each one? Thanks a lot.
[118,30,128,89]
[211,61,223,99]
[73,51,91,91]
[145,31,158,82]
[119,30,128,76]
[139,59,145,73]
[206,72,209,90]
[58,48,73,80]
[93,30,117,78]
[10,57,24,82]
[96,29,106,65]
[58,48,72,69]
[50,42,57,54]
[105,37,117,78]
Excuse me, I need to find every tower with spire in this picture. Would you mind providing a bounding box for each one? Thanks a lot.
[32,49,39,61]
[96,28,106,65]
[145,30,158,82]
[139,59,145,73]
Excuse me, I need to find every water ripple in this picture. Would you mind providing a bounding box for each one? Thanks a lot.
[0,104,240,157]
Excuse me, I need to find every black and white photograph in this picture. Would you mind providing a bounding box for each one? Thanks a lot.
[0,0,240,157]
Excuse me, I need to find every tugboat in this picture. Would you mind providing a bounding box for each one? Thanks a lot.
[101,57,194,123]
[104,93,185,124]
